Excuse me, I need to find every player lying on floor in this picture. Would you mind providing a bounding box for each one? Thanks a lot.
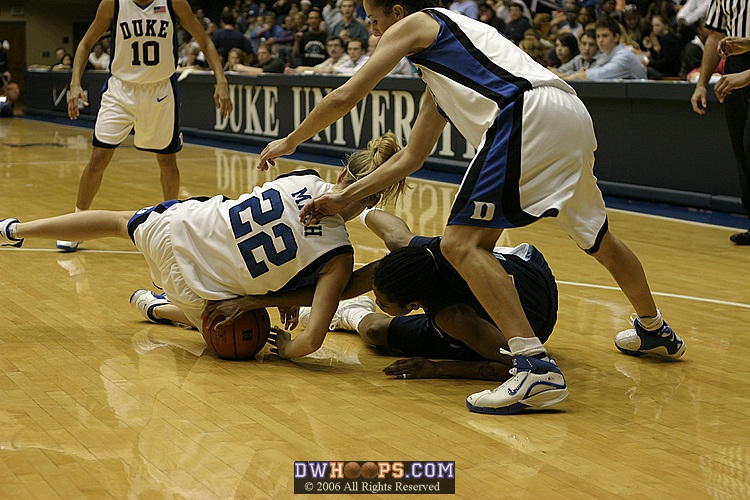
[0,133,404,359]
[297,208,559,382]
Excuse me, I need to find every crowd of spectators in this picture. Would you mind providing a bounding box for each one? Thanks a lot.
[24,0,715,83]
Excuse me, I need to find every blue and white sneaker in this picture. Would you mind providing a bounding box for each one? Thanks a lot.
[56,240,80,252]
[129,289,172,324]
[466,356,569,415]
[615,317,685,360]
[0,218,23,247]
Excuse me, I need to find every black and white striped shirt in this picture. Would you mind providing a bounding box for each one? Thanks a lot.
[705,0,750,37]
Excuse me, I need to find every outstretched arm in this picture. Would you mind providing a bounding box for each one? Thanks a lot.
[299,97,446,224]
[258,13,438,170]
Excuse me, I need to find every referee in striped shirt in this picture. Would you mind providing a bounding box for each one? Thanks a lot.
[691,0,750,245]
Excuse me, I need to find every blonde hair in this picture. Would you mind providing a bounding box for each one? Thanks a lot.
[342,132,407,204]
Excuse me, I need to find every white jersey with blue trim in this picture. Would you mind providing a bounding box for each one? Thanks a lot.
[110,0,178,83]
[167,171,352,301]
[408,8,576,149]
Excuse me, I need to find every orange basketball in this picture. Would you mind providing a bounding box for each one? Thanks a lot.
[344,462,361,479]
[361,461,378,479]
[201,309,270,360]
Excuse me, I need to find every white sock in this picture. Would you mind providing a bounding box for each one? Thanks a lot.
[75,207,85,213]
[298,306,311,327]
[7,221,19,239]
[507,336,546,357]
[637,309,663,331]
[355,206,382,226]
[341,307,372,332]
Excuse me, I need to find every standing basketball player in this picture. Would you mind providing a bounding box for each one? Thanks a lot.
[259,0,685,414]
[59,0,233,252]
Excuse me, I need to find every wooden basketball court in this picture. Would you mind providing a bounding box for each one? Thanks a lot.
[1,118,749,498]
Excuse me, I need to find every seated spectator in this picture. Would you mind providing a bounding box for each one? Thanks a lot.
[680,18,708,81]
[495,0,532,25]
[294,9,328,67]
[478,2,505,33]
[232,42,286,74]
[519,33,548,66]
[272,15,297,64]
[549,31,580,68]
[248,12,285,54]
[286,35,351,74]
[503,1,532,45]
[52,53,74,71]
[642,14,682,79]
[564,16,646,80]
[328,0,369,46]
[449,0,479,20]
[577,6,595,31]
[322,0,343,29]
[0,71,19,117]
[334,38,369,75]
[550,28,605,76]
[224,48,248,71]
[549,0,583,38]
[621,4,649,51]
[177,43,209,71]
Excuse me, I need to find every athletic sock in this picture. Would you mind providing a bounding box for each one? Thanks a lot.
[637,309,663,331]
[341,306,372,332]
[355,206,382,226]
[508,336,547,358]
[7,221,19,239]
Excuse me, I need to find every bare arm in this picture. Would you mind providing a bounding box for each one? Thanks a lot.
[271,253,353,358]
[68,0,114,119]
[691,30,722,115]
[174,0,232,118]
[299,97,446,224]
[258,13,438,170]
[363,208,415,251]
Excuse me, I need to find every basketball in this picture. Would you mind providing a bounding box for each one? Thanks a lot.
[344,462,361,479]
[201,309,270,360]
[361,462,378,479]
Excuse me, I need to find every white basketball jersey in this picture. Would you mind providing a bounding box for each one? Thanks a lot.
[168,171,352,301]
[110,0,177,83]
[409,8,575,149]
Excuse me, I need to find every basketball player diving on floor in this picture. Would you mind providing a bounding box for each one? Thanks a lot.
[294,207,559,386]
[0,134,403,360]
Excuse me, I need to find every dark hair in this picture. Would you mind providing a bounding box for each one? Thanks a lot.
[580,28,596,41]
[367,0,438,16]
[556,32,580,58]
[373,246,440,307]
[326,35,344,46]
[595,16,620,36]
[221,12,235,25]
[346,38,368,51]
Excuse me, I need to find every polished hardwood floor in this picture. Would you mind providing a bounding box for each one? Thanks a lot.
[1,119,749,498]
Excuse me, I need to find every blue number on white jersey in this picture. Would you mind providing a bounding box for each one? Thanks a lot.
[229,188,299,278]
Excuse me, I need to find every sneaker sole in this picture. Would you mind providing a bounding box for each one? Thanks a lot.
[616,342,686,360]
[56,243,80,252]
[466,388,569,415]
